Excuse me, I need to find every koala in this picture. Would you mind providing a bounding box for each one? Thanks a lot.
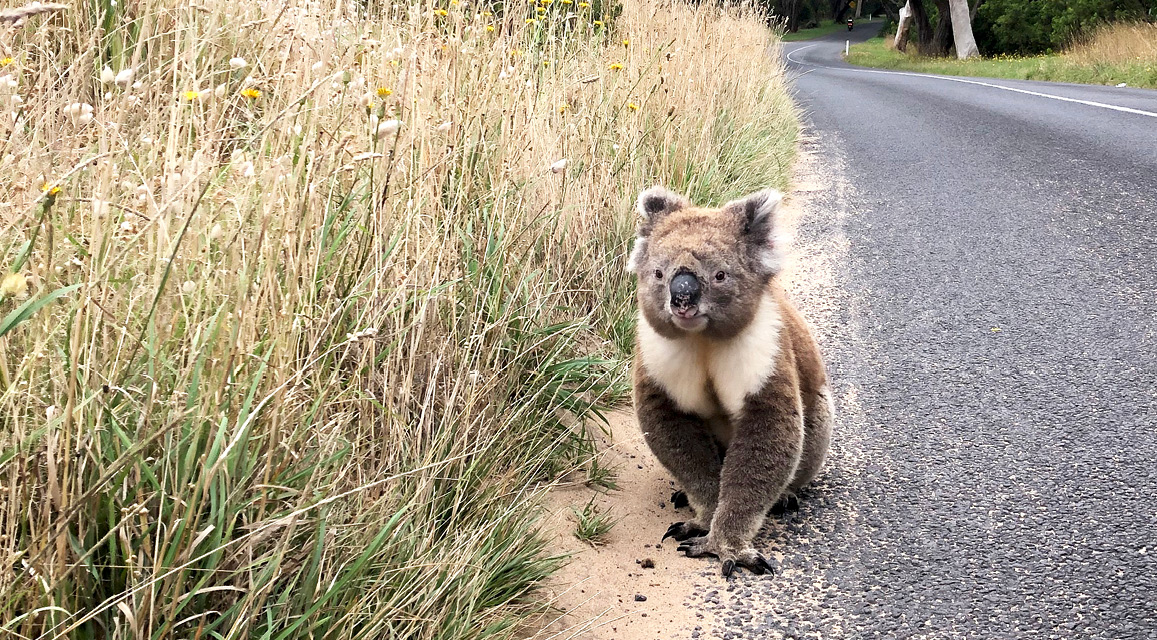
[627,185,833,577]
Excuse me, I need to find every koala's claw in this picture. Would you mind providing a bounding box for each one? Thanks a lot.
[670,490,690,509]
[662,522,708,542]
[678,539,776,578]
[731,550,776,576]
[675,535,715,557]
[769,494,799,515]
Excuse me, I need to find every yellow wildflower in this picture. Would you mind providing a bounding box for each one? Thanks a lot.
[482,10,492,15]
[40,183,61,195]
[183,90,201,100]
[377,86,393,97]
[241,87,261,99]
[593,19,603,26]
[536,6,545,12]
[434,8,448,16]
[578,2,590,7]
[511,49,523,56]
[558,104,567,113]
[608,62,623,71]
[628,102,639,111]
[526,18,537,24]
[542,60,550,66]
[0,57,14,66]
[622,38,630,47]
[562,0,573,4]
[486,25,495,32]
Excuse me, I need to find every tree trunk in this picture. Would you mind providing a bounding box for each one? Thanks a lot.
[894,0,914,51]
[969,0,984,20]
[908,0,934,54]
[879,0,901,22]
[930,0,953,56]
[835,0,853,22]
[948,0,980,58]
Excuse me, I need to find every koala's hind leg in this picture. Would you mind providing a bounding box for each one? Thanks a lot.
[787,386,834,495]
[635,379,723,541]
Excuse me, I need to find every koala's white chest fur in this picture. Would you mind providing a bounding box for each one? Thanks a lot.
[637,294,783,439]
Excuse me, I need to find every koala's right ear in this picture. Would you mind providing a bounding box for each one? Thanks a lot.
[635,186,688,235]
[627,186,687,274]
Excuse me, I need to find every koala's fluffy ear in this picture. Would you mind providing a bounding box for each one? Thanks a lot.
[627,186,688,273]
[725,188,785,273]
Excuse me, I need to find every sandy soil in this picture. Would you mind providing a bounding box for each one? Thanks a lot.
[528,410,714,640]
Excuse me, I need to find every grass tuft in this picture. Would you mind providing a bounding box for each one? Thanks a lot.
[572,497,616,545]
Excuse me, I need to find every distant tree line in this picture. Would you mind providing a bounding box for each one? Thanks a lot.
[767,0,886,32]
[765,0,1156,55]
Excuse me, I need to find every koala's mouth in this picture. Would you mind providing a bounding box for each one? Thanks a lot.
[669,309,708,332]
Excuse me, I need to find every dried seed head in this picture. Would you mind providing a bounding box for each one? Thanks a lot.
[375,119,401,138]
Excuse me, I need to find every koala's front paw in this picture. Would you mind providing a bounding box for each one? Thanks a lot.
[677,536,775,578]
[662,521,708,542]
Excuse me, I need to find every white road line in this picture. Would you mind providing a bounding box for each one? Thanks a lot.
[783,43,1157,120]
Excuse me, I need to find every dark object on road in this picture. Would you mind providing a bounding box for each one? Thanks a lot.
[634,594,648,602]
[671,489,690,509]
[641,558,655,569]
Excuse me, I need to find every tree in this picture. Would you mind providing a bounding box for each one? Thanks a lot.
[895,0,914,50]
[882,0,982,57]
[948,0,981,58]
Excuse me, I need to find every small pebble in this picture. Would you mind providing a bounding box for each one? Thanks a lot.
[641,558,655,569]
[634,594,647,602]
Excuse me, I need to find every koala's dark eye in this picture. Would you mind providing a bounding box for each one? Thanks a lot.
[653,269,663,279]
[714,271,726,282]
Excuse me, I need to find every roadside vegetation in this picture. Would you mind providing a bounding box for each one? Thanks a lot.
[847,22,1157,88]
[0,0,797,637]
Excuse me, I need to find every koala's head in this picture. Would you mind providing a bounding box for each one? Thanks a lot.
[627,186,784,340]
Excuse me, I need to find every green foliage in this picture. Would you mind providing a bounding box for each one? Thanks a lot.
[974,0,1155,54]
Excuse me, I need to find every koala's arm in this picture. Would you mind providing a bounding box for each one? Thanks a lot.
[709,371,804,554]
[635,374,723,528]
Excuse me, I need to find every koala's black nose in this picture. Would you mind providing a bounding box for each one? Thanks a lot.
[669,272,701,309]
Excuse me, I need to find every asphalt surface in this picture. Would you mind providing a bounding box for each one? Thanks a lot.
[684,27,1157,639]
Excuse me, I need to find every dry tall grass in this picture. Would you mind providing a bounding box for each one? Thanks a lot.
[0,0,797,636]
[1067,21,1157,65]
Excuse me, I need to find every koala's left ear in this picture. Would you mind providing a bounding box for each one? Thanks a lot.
[725,188,785,273]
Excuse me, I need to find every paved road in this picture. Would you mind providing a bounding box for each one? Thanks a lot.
[693,28,1157,639]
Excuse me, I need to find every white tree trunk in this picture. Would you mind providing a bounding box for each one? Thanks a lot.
[894,1,914,52]
[948,0,980,59]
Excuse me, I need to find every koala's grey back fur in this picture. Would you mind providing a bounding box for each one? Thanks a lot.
[628,185,833,577]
